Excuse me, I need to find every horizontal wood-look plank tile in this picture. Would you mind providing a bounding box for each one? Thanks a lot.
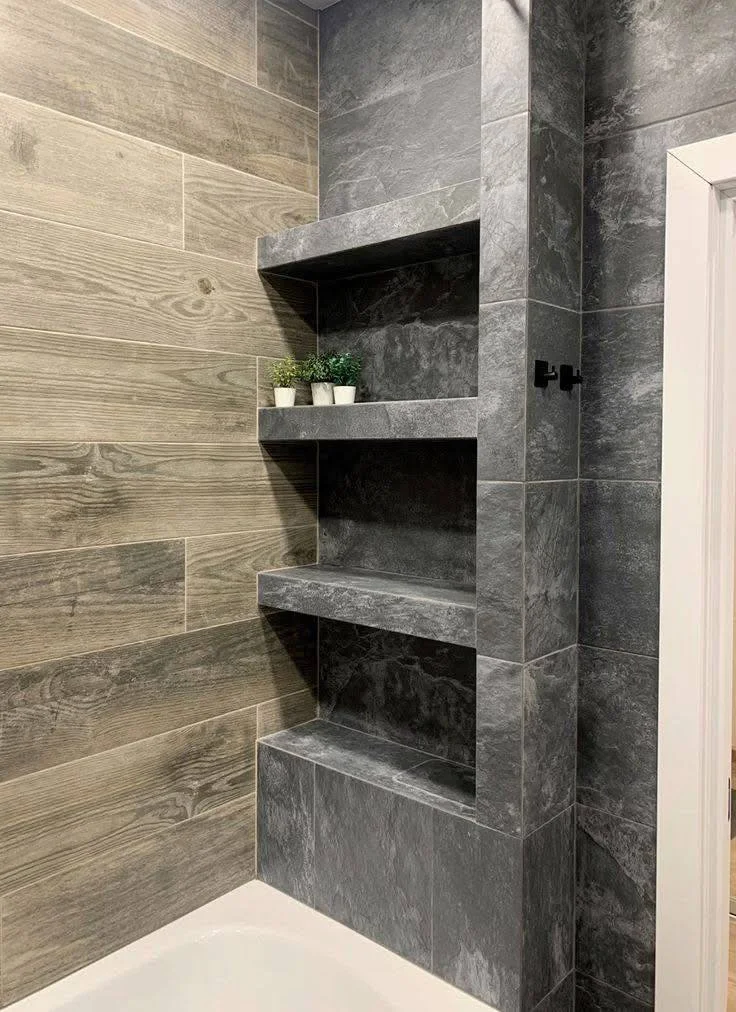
[0,708,256,894]
[0,329,256,444]
[0,94,182,246]
[0,0,317,191]
[0,612,316,783]
[186,526,317,631]
[257,0,318,111]
[0,794,255,1005]
[257,687,317,737]
[0,443,317,557]
[0,540,184,670]
[183,156,317,264]
[0,212,316,359]
[63,0,256,86]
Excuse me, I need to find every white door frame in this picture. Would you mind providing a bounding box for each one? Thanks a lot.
[657,133,736,1011]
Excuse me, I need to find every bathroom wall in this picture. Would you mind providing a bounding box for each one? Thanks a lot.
[0,0,318,1003]
[576,3,736,1008]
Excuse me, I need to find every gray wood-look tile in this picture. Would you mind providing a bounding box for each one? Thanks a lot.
[256,687,317,738]
[476,655,523,836]
[577,646,658,828]
[0,211,316,359]
[0,612,316,782]
[0,540,185,670]
[183,156,316,265]
[576,806,656,1005]
[0,93,182,246]
[185,526,317,631]
[0,443,316,557]
[478,300,527,482]
[480,114,529,304]
[257,743,314,904]
[257,0,317,111]
[0,794,255,1005]
[476,481,524,662]
[581,307,663,480]
[0,0,316,191]
[0,708,256,894]
[433,810,523,1010]
[0,329,256,444]
[314,766,433,967]
[579,480,660,656]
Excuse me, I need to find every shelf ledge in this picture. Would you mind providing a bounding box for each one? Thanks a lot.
[258,564,476,648]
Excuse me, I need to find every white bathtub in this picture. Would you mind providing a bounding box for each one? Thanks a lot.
[9,881,493,1011]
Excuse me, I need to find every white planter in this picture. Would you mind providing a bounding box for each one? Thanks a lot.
[310,382,334,406]
[274,386,296,408]
[333,386,357,405]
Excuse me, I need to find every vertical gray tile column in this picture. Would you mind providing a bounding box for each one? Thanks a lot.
[475,0,584,1007]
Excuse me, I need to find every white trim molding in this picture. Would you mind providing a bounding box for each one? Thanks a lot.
[657,133,736,1011]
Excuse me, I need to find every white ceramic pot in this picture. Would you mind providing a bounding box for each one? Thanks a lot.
[311,382,334,406]
[333,386,357,405]
[274,386,297,408]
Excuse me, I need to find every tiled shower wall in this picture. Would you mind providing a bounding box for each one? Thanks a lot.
[576,3,736,1009]
[0,0,318,1003]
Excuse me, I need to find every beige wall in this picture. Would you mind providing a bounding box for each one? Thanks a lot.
[0,0,319,1003]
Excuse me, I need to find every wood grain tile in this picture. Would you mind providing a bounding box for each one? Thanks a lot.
[0,0,317,191]
[0,612,316,783]
[0,794,255,1005]
[0,211,316,358]
[0,94,182,246]
[0,443,317,557]
[186,526,317,630]
[257,0,318,111]
[183,156,317,264]
[0,328,256,443]
[0,540,185,669]
[257,687,317,737]
[64,0,257,86]
[0,708,256,894]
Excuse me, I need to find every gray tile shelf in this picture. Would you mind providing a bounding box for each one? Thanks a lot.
[259,397,477,442]
[257,180,480,280]
[258,564,476,648]
[260,718,476,818]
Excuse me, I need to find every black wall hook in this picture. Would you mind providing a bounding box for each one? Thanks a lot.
[534,360,558,388]
[560,364,582,392]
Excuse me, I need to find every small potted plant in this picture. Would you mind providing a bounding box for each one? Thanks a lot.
[269,355,300,407]
[300,352,334,406]
[328,351,362,404]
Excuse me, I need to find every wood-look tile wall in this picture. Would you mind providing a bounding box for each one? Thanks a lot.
[0,0,319,1003]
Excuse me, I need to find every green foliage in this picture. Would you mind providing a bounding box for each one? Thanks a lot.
[269,355,300,388]
[326,351,362,387]
[299,352,333,383]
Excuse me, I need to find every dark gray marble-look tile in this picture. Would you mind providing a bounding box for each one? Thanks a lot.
[480,114,529,305]
[576,806,656,1005]
[526,301,580,482]
[585,0,736,141]
[579,481,660,656]
[528,120,581,311]
[575,972,653,1011]
[477,481,524,662]
[433,810,523,1010]
[523,808,575,1011]
[257,744,314,905]
[524,481,578,661]
[319,620,476,766]
[320,0,481,120]
[320,64,481,218]
[314,766,432,966]
[577,646,658,827]
[478,300,527,483]
[581,307,663,480]
[482,0,530,125]
[583,102,736,310]
[319,440,477,587]
[530,0,584,143]
[476,655,523,836]
[319,253,479,402]
[257,0,318,110]
[532,972,575,1012]
[523,647,577,835]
